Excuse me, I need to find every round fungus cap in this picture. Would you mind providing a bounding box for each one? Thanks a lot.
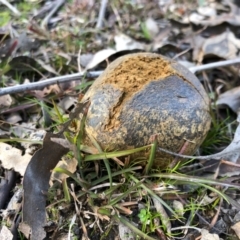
[81,52,211,165]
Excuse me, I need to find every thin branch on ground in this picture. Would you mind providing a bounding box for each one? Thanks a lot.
[41,0,65,28]
[1,58,240,96]
[0,0,21,16]
[0,71,102,96]
[156,146,240,161]
[96,0,108,28]
[189,58,240,73]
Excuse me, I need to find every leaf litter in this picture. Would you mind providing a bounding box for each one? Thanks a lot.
[1,0,240,239]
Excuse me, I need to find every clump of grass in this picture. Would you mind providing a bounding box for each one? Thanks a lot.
[47,100,239,239]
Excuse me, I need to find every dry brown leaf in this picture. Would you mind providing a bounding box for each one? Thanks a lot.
[201,31,240,59]
[169,4,189,23]
[79,53,94,68]
[5,112,22,124]
[34,84,62,97]
[201,229,219,240]
[0,225,13,240]
[231,222,240,239]
[189,6,217,24]
[217,86,240,114]
[172,200,184,217]
[152,197,171,233]
[35,59,59,75]
[58,96,77,112]
[0,95,12,108]
[85,48,116,70]
[0,142,32,176]
[114,33,145,51]
[51,157,78,183]
[202,158,240,177]
[1,189,23,220]
[197,6,217,17]
[119,222,135,240]
[22,132,69,240]
[188,1,240,27]
[190,11,240,27]
[18,222,31,239]
[189,12,205,24]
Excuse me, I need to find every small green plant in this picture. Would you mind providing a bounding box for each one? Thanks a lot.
[140,22,151,41]
[202,108,233,154]
[138,202,162,234]
[138,208,152,232]
[75,80,94,92]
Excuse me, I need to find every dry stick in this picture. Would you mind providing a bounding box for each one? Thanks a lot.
[96,0,108,28]
[168,140,189,169]
[189,58,240,73]
[157,147,239,161]
[0,71,102,96]
[41,0,65,28]
[0,0,21,16]
[1,58,240,96]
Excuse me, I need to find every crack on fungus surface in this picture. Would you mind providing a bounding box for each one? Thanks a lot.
[100,55,176,129]
[106,91,125,130]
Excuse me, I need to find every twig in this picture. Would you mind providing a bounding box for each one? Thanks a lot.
[1,57,240,96]
[168,140,189,169]
[0,71,102,96]
[157,146,239,161]
[41,0,65,29]
[96,0,108,28]
[189,58,240,73]
[0,0,21,16]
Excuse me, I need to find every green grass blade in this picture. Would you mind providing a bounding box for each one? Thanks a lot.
[91,166,142,185]
[53,167,89,189]
[109,181,143,206]
[84,145,151,161]
[88,134,113,187]
[52,100,64,123]
[197,182,229,203]
[149,173,240,188]
[0,138,42,144]
[62,178,71,203]
[144,136,157,174]
[130,175,177,217]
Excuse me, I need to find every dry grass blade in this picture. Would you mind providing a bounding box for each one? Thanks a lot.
[84,145,151,161]
[130,175,176,217]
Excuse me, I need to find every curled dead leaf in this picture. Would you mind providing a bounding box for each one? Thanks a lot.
[22,132,69,240]
[0,143,32,176]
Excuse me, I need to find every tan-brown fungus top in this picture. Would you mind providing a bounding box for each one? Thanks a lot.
[82,52,211,166]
